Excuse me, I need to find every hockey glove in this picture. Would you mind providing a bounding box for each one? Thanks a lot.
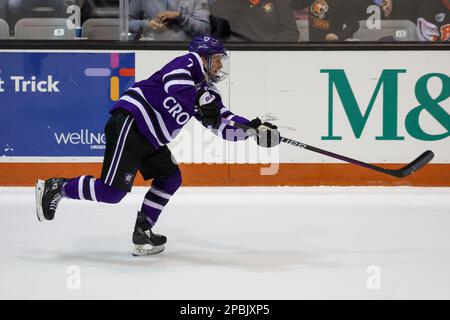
[196,89,221,128]
[248,117,280,148]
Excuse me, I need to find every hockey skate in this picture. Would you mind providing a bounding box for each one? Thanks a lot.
[35,178,68,222]
[132,211,167,256]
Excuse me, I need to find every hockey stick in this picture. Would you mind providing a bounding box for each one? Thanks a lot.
[222,119,434,178]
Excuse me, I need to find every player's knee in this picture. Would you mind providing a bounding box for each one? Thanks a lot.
[154,168,182,195]
[171,168,182,191]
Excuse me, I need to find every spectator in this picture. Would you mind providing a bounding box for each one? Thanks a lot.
[382,0,423,21]
[359,0,423,23]
[291,0,359,41]
[355,0,425,41]
[210,0,299,42]
[129,0,211,41]
[417,0,449,41]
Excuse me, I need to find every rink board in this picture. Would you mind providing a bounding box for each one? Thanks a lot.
[0,49,448,186]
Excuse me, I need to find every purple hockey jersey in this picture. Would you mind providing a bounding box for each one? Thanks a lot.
[111,51,251,150]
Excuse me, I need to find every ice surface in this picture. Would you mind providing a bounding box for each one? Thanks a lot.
[0,186,449,299]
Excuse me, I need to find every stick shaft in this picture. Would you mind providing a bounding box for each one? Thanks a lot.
[224,119,433,178]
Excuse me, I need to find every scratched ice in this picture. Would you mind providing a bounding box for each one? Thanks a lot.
[0,186,449,299]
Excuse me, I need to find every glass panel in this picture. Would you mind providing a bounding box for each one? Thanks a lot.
[128,0,211,41]
[0,0,121,40]
[0,0,447,43]
[207,0,449,43]
[119,0,128,41]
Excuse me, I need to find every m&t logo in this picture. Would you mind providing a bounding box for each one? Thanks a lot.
[320,69,450,141]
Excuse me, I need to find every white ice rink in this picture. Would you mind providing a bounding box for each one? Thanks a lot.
[1,186,449,300]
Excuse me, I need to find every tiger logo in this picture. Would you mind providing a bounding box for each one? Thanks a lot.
[311,0,329,19]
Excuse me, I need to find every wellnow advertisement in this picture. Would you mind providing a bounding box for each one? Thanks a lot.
[0,52,135,158]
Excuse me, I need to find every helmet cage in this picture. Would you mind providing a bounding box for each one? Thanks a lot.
[206,53,229,83]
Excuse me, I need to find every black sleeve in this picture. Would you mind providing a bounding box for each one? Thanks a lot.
[335,0,360,40]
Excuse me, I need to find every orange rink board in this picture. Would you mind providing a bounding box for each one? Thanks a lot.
[0,163,448,187]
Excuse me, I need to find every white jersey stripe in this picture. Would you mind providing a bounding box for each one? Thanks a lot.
[120,96,164,146]
[149,187,172,200]
[217,122,227,135]
[191,52,206,76]
[90,178,97,202]
[146,215,155,226]
[109,118,134,187]
[208,85,220,95]
[162,68,192,81]
[143,199,164,211]
[164,80,195,94]
[105,115,132,184]
[217,115,235,136]
[78,175,86,200]
[220,107,229,114]
[129,87,173,143]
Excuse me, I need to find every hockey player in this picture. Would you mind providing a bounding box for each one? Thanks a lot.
[35,35,280,256]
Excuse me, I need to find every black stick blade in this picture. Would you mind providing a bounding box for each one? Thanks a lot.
[388,150,435,178]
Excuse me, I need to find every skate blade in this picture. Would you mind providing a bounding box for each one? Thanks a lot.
[35,179,45,222]
[132,244,165,256]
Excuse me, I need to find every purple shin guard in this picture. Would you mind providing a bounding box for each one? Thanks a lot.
[62,176,127,203]
[141,169,182,226]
